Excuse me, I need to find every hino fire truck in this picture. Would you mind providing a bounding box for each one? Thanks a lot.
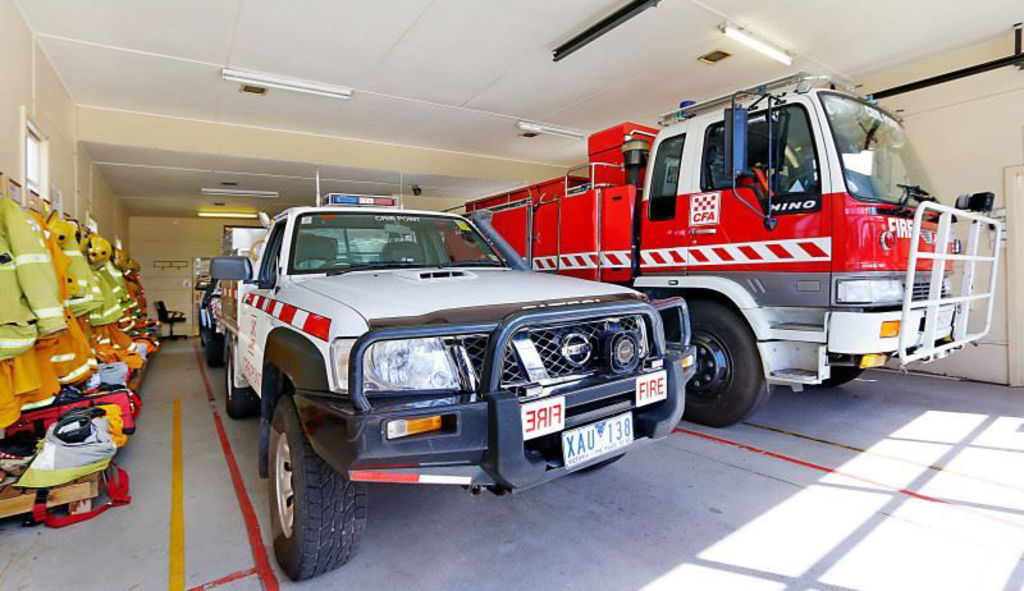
[466,73,1003,427]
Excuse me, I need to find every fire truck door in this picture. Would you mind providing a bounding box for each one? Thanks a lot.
[640,132,688,273]
[688,105,829,288]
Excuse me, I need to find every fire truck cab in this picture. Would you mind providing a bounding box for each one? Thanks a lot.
[466,73,1003,427]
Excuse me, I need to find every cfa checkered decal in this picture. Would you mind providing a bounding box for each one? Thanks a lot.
[689,192,720,226]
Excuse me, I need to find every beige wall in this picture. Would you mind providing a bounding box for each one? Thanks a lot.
[860,32,1023,384]
[0,0,128,244]
[128,216,238,336]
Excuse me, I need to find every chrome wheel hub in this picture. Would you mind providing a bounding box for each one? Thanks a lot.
[274,433,294,538]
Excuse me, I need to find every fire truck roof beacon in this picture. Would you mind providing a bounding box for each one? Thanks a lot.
[720,25,793,66]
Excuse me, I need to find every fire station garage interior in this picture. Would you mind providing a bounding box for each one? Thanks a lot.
[1,0,1024,589]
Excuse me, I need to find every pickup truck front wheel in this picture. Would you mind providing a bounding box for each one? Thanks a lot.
[270,395,367,581]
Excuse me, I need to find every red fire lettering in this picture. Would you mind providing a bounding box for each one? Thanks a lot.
[537,407,549,430]
[524,409,536,433]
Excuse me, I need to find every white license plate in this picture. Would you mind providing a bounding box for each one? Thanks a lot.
[635,370,668,407]
[521,395,565,441]
[562,412,633,469]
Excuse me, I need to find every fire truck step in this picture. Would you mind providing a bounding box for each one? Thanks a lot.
[769,368,820,382]
[770,322,824,332]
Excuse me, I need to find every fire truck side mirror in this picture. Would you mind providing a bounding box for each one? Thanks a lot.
[723,106,749,180]
[210,256,253,282]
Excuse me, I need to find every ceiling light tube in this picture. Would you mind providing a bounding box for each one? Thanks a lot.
[197,211,259,219]
[516,121,585,139]
[221,68,353,99]
[201,187,279,199]
[721,25,792,66]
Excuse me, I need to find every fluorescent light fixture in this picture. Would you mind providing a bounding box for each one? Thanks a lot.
[221,68,353,100]
[201,187,279,199]
[721,25,792,66]
[197,211,259,219]
[516,121,585,139]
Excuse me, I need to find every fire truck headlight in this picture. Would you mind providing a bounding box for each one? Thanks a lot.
[836,278,904,304]
[363,338,459,392]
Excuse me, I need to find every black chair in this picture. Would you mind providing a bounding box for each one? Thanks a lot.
[155,300,186,339]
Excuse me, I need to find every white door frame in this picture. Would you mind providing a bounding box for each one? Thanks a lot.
[1006,165,1024,386]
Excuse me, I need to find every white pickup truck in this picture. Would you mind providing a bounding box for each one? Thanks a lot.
[211,200,695,581]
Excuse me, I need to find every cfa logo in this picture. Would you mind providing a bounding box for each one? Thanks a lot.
[887,216,915,239]
[690,192,720,226]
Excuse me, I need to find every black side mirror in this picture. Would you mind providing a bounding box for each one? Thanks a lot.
[955,192,995,213]
[210,256,252,281]
[723,106,748,180]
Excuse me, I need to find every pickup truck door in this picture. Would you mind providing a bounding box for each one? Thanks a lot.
[239,220,287,395]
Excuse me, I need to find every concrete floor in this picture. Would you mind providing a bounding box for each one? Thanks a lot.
[1,338,1022,590]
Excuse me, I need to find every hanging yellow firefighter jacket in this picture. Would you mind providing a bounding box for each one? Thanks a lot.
[29,211,94,386]
[46,215,104,319]
[0,198,66,357]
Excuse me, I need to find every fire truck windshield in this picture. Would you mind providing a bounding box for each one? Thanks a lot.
[289,212,504,275]
[821,92,933,205]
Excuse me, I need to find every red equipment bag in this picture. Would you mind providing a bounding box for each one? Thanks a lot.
[27,463,131,528]
[6,390,138,439]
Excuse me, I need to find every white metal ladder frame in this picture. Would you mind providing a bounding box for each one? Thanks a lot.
[899,201,1003,364]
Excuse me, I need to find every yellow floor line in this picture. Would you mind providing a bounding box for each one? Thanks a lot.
[170,397,184,591]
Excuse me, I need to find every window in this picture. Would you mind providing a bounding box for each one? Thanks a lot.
[289,212,502,275]
[648,134,686,221]
[820,92,933,204]
[258,222,286,287]
[702,105,820,199]
[24,123,45,204]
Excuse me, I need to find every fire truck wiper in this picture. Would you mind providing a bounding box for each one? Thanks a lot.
[896,184,934,211]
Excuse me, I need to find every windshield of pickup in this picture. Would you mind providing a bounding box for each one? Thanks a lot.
[288,212,504,274]
[821,92,934,204]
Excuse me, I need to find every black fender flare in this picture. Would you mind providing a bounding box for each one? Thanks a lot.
[257,327,330,476]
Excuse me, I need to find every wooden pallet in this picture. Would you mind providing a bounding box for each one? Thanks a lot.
[0,473,101,519]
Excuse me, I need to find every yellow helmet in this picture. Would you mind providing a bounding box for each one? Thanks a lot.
[85,235,112,266]
[45,212,79,248]
[113,247,126,268]
[126,259,141,273]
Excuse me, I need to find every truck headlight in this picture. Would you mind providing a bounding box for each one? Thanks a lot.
[836,278,904,304]
[364,338,459,392]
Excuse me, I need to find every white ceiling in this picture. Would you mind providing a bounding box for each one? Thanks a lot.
[83,142,511,217]
[17,0,1024,215]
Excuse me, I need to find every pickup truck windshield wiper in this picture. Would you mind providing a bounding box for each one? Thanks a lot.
[326,261,426,276]
[437,260,506,268]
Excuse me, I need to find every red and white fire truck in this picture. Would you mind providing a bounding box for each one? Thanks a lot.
[466,73,1003,427]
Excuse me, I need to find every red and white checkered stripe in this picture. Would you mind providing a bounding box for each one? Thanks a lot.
[244,294,332,340]
[683,237,831,267]
[532,256,559,271]
[530,238,831,271]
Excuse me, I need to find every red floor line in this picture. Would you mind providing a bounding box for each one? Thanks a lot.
[673,427,949,504]
[194,345,280,591]
[187,567,257,591]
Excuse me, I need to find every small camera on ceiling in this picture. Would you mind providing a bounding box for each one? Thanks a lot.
[411,184,422,196]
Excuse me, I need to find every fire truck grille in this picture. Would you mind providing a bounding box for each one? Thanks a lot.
[448,316,648,395]
[911,274,951,301]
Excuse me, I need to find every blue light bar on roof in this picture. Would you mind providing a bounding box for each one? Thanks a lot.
[324,193,396,207]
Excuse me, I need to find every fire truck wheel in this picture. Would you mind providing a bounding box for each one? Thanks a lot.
[684,300,771,427]
[820,366,864,388]
[225,341,259,419]
[270,395,366,581]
